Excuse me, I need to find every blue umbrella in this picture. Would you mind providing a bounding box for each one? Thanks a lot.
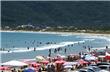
[23,68,35,72]
[85,54,97,61]
[63,62,78,66]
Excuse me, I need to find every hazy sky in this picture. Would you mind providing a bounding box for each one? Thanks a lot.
[1,0,110,1]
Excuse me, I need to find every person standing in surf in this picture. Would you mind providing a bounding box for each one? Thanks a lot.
[48,49,51,57]
[34,47,36,51]
[64,48,67,53]
[27,47,29,50]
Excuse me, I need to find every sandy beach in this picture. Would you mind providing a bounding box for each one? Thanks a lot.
[1,30,110,37]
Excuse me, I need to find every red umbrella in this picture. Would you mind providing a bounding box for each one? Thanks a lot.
[77,59,88,64]
[94,60,100,63]
[41,60,49,64]
[21,59,36,65]
[31,62,41,67]
[0,66,10,70]
[105,52,110,60]
[55,60,66,64]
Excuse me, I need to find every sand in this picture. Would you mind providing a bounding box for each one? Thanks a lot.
[1,30,110,37]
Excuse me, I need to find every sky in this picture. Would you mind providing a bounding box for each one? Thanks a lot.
[1,0,110,1]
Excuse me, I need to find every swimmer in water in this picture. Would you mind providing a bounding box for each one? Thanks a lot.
[34,47,36,51]
[27,47,29,50]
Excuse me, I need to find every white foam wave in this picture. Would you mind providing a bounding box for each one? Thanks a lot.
[78,41,85,43]
[97,36,110,43]
[92,47,110,50]
[60,34,71,36]
[0,49,32,54]
[0,41,85,54]
[81,35,110,42]
[84,39,95,41]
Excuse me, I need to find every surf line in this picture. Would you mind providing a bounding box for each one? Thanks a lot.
[0,41,85,54]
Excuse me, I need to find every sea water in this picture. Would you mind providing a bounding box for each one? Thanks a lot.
[0,32,110,62]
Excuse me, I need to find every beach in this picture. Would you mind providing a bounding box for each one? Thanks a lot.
[1,30,110,36]
[0,30,110,72]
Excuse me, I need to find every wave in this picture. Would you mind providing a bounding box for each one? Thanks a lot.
[0,49,32,54]
[59,34,71,36]
[79,35,110,42]
[92,47,110,50]
[84,39,95,41]
[0,41,85,54]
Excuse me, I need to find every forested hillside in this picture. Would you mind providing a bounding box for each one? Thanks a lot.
[1,1,110,31]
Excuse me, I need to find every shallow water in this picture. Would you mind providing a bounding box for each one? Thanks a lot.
[1,32,110,62]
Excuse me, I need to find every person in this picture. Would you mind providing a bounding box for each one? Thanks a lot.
[79,52,81,56]
[47,64,51,72]
[48,49,51,57]
[41,64,45,71]
[49,49,51,54]
[106,46,108,49]
[39,42,42,44]
[38,67,42,72]
[18,69,23,72]
[8,50,10,52]
[51,64,55,72]
[68,45,70,47]
[48,53,51,57]
[34,47,36,51]
[88,47,91,52]
[83,46,86,49]
[54,49,57,53]
[58,48,60,52]
[56,64,61,72]
[72,65,76,70]
[64,48,67,53]
[71,44,73,47]
[11,68,17,72]
[27,47,29,50]
[18,68,23,72]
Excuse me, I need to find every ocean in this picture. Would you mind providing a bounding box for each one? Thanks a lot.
[0,31,110,63]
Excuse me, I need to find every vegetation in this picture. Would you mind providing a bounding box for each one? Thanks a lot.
[1,1,110,33]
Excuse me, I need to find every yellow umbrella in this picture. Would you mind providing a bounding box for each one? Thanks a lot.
[36,56,45,62]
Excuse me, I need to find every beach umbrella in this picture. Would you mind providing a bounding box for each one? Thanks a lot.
[21,59,36,65]
[23,67,35,72]
[105,52,110,60]
[41,60,49,64]
[31,62,41,67]
[99,70,109,72]
[77,59,88,64]
[55,60,66,64]
[57,54,66,59]
[64,65,72,68]
[2,60,28,66]
[85,54,97,61]
[20,59,36,63]
[0,66,10,70]
[63,62,78,66]
[36,56,45,62]
[98,55,105,58]
[60,55,66,58]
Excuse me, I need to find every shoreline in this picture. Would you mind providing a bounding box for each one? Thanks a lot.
[1,30,110,63]
[1,30,110,37]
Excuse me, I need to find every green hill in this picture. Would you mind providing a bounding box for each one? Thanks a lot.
[1,1,110,31]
